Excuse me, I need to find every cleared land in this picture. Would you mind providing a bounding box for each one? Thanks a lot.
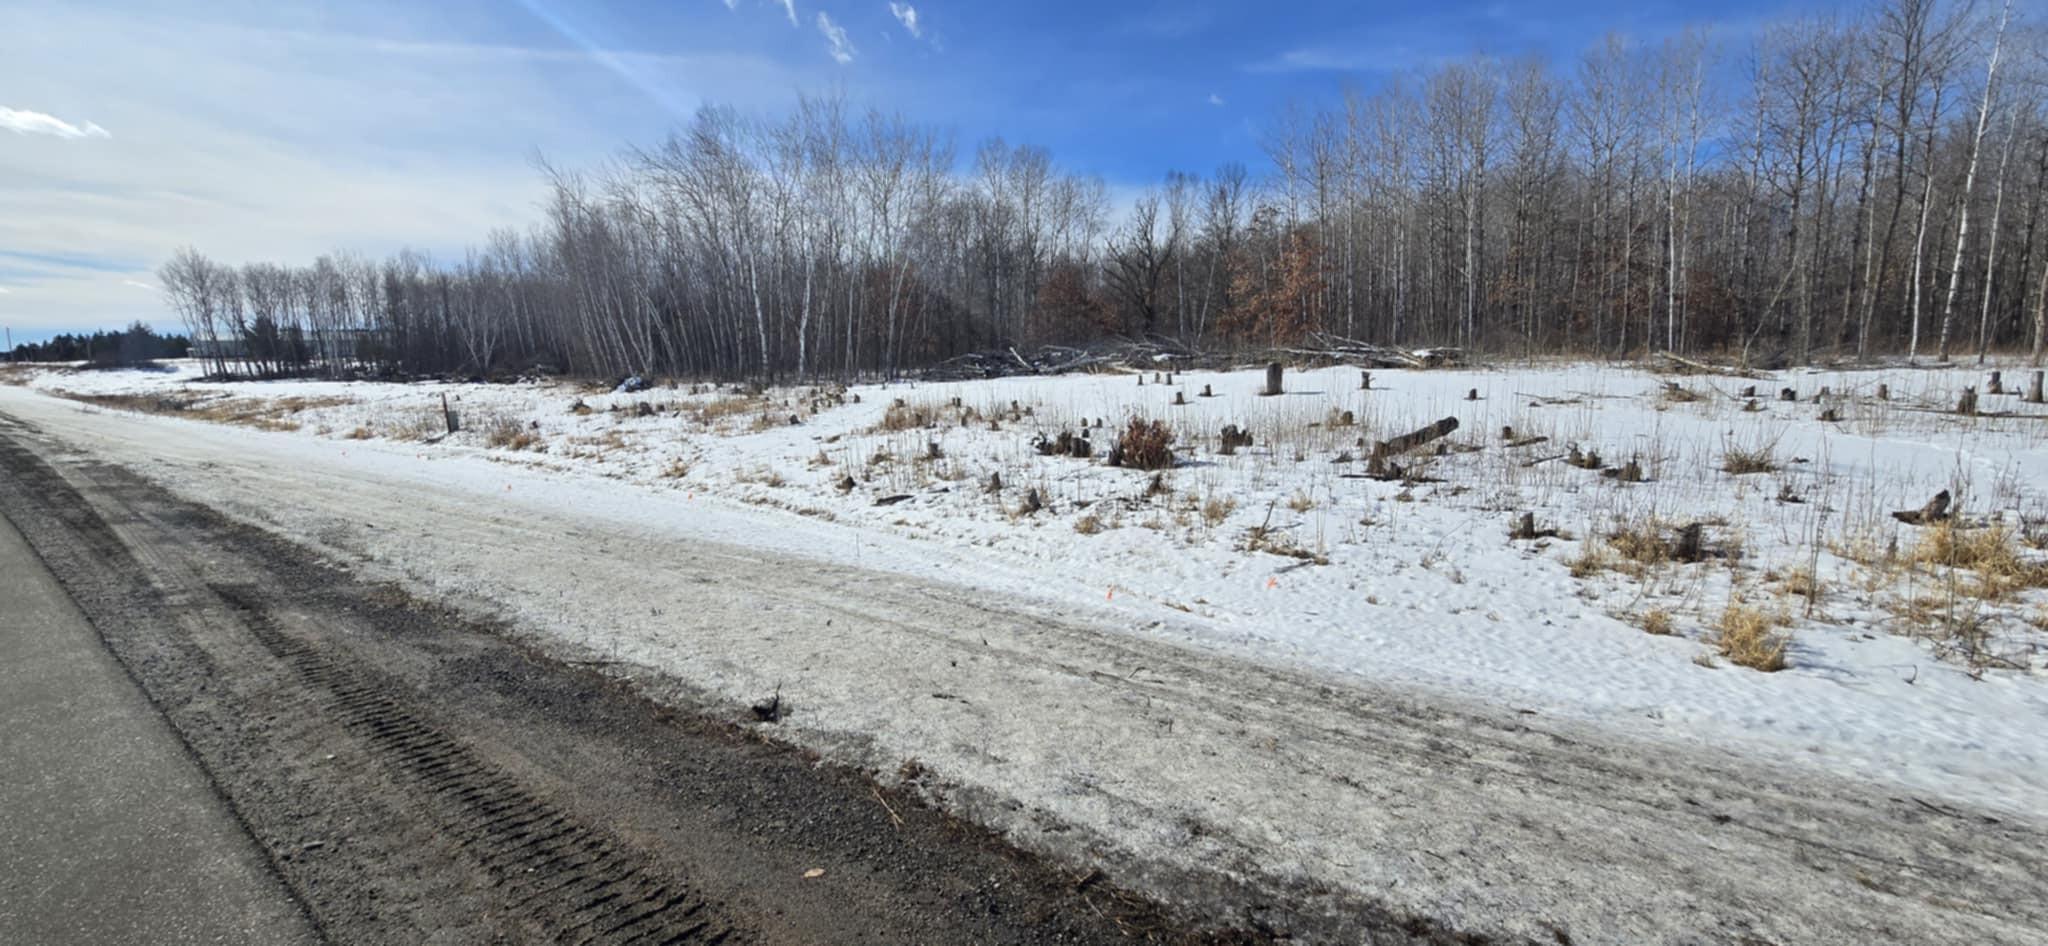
[3,360,2046,943]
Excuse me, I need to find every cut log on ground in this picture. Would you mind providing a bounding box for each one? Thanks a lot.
[1653,352,1759,377]
[1371,417,1459,460]
[1892,490,1953,526]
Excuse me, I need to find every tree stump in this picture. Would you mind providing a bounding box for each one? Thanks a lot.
[1988,371,2003,395]
[1672,523,1704,563]
[986,472,1002,494]
[1174,391,1187,406]
[1201,384,1215,398]
[1339,410,1355,426]
[2029,370,2045,404]
[1779,387,1796,402]
[1263,362,1284,396]
[1466,388,1479,401]
[1741,385,1757,398]
[1819,407,1840,423]
[1877,383,1889,401]
[440,392,460,434]
[1957,387,1978,416]
[1361,370,1372,390]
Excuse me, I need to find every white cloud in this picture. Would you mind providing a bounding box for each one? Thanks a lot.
[816,12,855,64]
[122,280,157,292]
[1207,93,1225,107]
[777,0,798,26]
[0,106,110,140]
[722,0,737,8]
[0,286,12,294]
[889,3,922,39]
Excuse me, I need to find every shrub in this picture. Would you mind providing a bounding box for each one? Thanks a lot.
[1639,609,1677,636]
[1113,418,1177,470]
[1074,514,1104,535]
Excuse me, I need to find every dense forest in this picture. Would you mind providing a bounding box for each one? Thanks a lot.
[8,322,189,365]
[158,0,2046,381]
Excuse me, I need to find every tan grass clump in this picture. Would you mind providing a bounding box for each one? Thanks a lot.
[1714,602,1790,671]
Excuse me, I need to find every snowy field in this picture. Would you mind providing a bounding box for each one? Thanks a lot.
[9,357,2048,814]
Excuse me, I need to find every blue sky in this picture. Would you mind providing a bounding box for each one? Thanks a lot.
[1,0,1850,342]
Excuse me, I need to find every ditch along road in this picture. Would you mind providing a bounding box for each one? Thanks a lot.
[0,391,2044,946]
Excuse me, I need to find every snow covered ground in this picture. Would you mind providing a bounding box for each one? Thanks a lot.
[9,357,2048,817]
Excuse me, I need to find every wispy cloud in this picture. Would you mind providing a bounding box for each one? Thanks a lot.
[816,12,855,64]
[122,279,157,292]
[1207,92,1225,107]
[1244,44,1448,75]
[777,0,798,26]
[0,286,12,295]
[0,106,110,140]
[889,3,922,39]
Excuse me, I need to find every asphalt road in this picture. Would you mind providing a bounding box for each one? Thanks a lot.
[0,507,319,945]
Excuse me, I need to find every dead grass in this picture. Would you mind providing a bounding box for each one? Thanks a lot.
[1607,520,1672,569]
[1910,523,2048,598]
[1200,495,1237,527]
[873,401,935,433]
[1714,602,1790,671]
[1721,443,1780,475]
[485,415,540,451]
[1568,544,1612,579]
[65,391,348,433]
[1778,567,1822,602]
[1074,514,1105,535]
[691,395,767,430]
[1638,609,1677,636]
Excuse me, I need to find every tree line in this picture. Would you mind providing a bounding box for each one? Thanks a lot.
[159,0,2046,381]
[9,322,189,366]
